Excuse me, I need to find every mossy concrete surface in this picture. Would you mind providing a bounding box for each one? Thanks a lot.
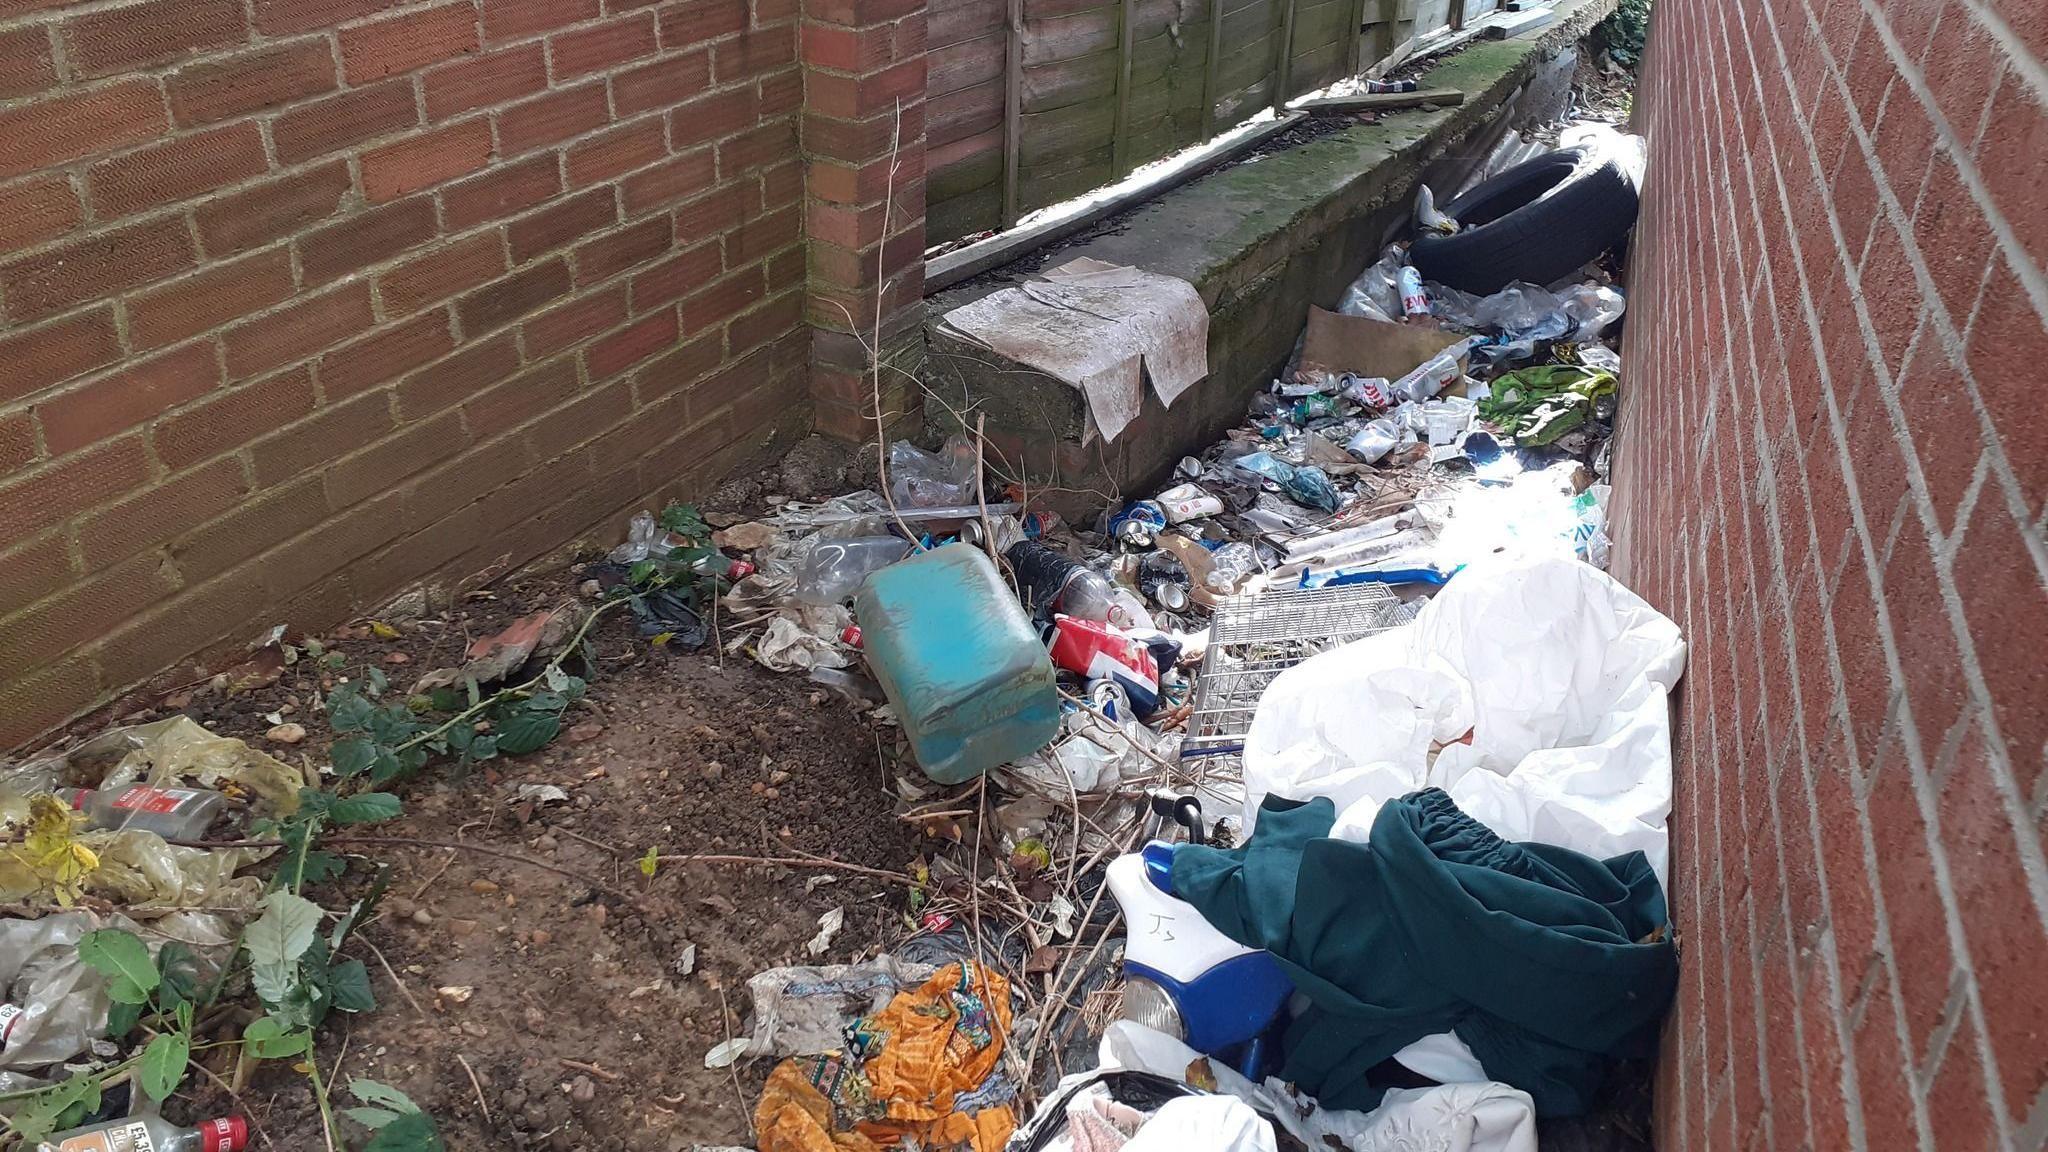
[921,0,1618,518]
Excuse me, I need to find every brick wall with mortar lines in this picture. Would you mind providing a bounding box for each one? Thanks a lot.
[0,0,813,749]
[1609,0,2047,1148]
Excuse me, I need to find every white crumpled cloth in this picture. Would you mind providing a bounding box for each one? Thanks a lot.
[1091,1022,1537,1152]
[1242,550,1686,882]
[938,258,1208,443]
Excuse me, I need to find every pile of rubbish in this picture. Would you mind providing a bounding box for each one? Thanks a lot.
[664,121,1681,1152]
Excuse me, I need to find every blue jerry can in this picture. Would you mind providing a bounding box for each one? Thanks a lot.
[854,543,1061,784]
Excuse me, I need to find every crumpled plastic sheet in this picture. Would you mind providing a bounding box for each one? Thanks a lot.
[1242,551,1685,882]
[1338,246,1405,323]
[1016,1022,1537,1152]
[1122,1095,1275,1152]
[710,956,938,1068]
[889,438,981,509]
[2,909,239,1075]
[754,604,858,673]
[756,963,1017,1152]
[1428,281,1626,343]
[2,716,304,818]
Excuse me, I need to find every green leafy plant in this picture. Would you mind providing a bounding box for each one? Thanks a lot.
[78,929,195,1104]
[344,1080,446,1152]
[1592,0,1651,67]
[2,1074,101,1142]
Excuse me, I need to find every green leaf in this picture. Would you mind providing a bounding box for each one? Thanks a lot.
[138,1030,191,1101]
[105,998,144,1039]
[157,942,201,1008]
[365,666,390,695]
[364,1111,446,1152]
[7,1074,102,1142]
[468,734,499,761]
[367,706,422,745]
[77,929,158,996]
[343,1106,404,1130]
[639,845,659,878]
[328,687,375,732]
[657,502,709,539]
[328,957,376,1013]
[106,975,153,1005]
[492,707,560,755]
[369,747,407,785]
[330,864,391,951]
[331,737,379,777]
[328,792,403,825]
[352,1079,423,1114]
[242,1015,311,1059]
[281,850,346,889]
[245,891,322,1009]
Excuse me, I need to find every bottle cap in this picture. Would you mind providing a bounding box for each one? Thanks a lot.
[200,1116,250,1152]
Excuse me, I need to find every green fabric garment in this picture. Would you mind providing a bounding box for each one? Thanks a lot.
[1478,364,1616,446]
[1170,790,1677,1117]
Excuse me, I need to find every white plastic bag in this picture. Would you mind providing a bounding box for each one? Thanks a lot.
[1242,552,1685,881]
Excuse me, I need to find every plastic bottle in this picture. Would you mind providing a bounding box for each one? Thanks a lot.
[56,786,228,840]
[1002,541,1132,628]
[38,1115,247,1152]
[0,1002,22,1047]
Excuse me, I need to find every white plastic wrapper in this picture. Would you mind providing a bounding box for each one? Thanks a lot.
[1123,1095,1275,1152]
[1019,1016,1540,1147]
[706,955,937,1068]
[1242,551,1686,881]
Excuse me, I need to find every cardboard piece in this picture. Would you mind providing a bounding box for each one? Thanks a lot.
[1299,307,1463,381]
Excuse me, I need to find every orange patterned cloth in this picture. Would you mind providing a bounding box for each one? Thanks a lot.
[756,963,1017,1152]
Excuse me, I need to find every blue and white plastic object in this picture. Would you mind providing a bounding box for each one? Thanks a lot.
[1107,844,1293,1072]
[855,544,1061,784]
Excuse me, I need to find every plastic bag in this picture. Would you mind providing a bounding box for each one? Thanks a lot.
[1241,552,1686,882]
[609,510,662,563]
[888,438,980,509]
[1204,543,1259,592]
[711,955,937,1066]
[38,716,305,816]
[1337,247,1405,323]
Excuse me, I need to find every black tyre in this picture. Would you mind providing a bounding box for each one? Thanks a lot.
[1410,145,1640,294]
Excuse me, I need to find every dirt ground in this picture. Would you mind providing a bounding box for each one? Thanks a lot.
[146,559,926,1151]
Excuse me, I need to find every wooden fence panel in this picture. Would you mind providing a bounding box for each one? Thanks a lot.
[925,0,1398,245]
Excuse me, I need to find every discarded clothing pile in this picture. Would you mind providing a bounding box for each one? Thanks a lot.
[757,963,1019,1152]
[1172,789,1677,1116]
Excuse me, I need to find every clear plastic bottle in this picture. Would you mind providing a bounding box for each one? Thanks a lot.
[56,786,229,840]
[39,1115,247,1152]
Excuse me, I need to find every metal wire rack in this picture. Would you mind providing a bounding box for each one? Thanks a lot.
[1180,583,1414,774]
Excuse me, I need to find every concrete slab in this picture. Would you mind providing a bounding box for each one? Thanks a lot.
[920,0,1616,519]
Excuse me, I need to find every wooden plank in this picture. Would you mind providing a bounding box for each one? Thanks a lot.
[929,183,1005,244]
[1345,0,1367,75]
[1270,0,1295,112]
[1112,0,1137,175]
[930,31,1005,97]
[931,0,1006,47]
[1219,2,1276,50]
[929,131,1004,199]
[1447,0,1465,30]
[929,79,1006,147]
[1021,0,1112,18]
[1020,9,1118,65]
[1216,26,1277,89]
[1287,37,1346,93]
[1289,0,1352,53]
[1201,0,1224,138]
[1213,69,1274,123]
[1018,97,1116,165]
[1003,0,1023,226]
[1131,0,1206,38]
[926,112,1303,292]
[1020,49,1118,111]
[1018,150,1114,215]
[1292,85,1462,111]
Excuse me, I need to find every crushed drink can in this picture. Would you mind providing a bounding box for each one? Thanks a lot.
[1176,455,1203,479]
[1088,677,1133,721]
[1340,373,1394,408]
[1109,500,1169,548]
[1155,483,1222,522]
[840,625,862,648]
[1289,394,1339,423]
[1397,265,1430,319]
[1141,575,1189,611]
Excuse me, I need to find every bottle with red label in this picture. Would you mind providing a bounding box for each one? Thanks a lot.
[55,786,229,840]
[37,1114,247,1152]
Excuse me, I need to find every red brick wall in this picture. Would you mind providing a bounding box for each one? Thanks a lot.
[1610,0,2048,1147]
[0,0,814,748]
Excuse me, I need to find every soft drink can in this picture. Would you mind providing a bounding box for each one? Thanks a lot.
[1397,265,1430,318]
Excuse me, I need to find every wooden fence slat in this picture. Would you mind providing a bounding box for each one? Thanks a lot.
[1271,0,1296,109]
[1202,0,1226,138]
[1003,0,1023,225]
[1112,0,1137,174]
[931,0,1006,47]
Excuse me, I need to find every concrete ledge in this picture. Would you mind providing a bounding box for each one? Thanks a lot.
[919,0,1615,518]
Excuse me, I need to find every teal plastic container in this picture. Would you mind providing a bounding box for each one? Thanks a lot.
[854,543,1060,783]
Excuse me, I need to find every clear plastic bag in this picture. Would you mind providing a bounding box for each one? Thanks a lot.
[1206,543,1260,591]
[887,437,980,509]
[1338,246,1406,322]
[608,510,662,563]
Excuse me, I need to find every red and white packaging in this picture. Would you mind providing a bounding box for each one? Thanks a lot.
[1049,616,1160,712]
